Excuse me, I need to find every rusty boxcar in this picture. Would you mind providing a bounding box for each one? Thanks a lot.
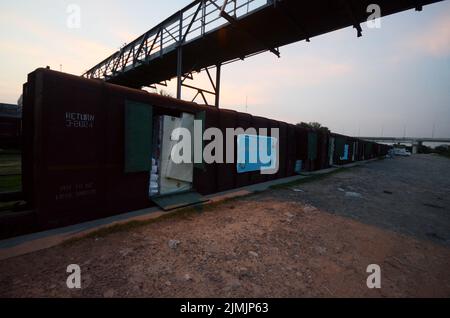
[0,68,390,238]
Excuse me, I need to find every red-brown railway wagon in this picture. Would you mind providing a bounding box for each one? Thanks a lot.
[1,68,390,237]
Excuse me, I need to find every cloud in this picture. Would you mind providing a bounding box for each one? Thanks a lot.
[0,11,114,71]
[113,30,139,45]
[0,9,119,102]
[404,12,450,57]
[270,56,354,86]
[217,55,354,110]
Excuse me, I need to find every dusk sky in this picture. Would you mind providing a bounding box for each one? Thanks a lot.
[0,0,449,138]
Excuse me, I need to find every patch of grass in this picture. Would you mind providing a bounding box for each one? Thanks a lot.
[438,153,450,159]
[0,175,22,193]
[62,191,263,246]
[0,151,21,176]
[62,208,202,246]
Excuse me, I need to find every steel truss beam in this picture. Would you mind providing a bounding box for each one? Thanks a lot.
[82,0,442,106]
[83,0,280,107]
[84,0,268,81]
[173,0,280,107]
[179,64,222,107]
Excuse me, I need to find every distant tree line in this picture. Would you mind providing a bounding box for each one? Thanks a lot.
[419,144,450,158]
[296,122,330,132]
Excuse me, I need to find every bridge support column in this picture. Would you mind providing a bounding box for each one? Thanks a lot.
[412,141,423,155]
[215,63,221,108]
[176,47,183,100]
[178,64,222,107]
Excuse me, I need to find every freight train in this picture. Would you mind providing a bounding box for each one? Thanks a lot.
[0,69,390,239]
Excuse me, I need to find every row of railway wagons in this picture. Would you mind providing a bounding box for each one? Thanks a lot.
[0,69,390,239]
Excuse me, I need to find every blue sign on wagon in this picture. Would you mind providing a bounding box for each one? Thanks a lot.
[340,144,349,161]
[295,160,303,174]
[237,135,276,174]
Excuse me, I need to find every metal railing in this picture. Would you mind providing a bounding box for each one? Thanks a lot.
[82,0,273,81]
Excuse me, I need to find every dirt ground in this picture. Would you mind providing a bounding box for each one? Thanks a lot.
[0,154,449,298]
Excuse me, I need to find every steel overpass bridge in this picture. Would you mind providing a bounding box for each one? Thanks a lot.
[83,0,444,106]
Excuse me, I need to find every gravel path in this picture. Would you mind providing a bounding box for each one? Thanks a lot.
[0,155,449,298]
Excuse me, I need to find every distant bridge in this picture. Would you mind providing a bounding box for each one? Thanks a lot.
[361,137,450,153]
[361,137,450,144]
[82,0,444,106]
